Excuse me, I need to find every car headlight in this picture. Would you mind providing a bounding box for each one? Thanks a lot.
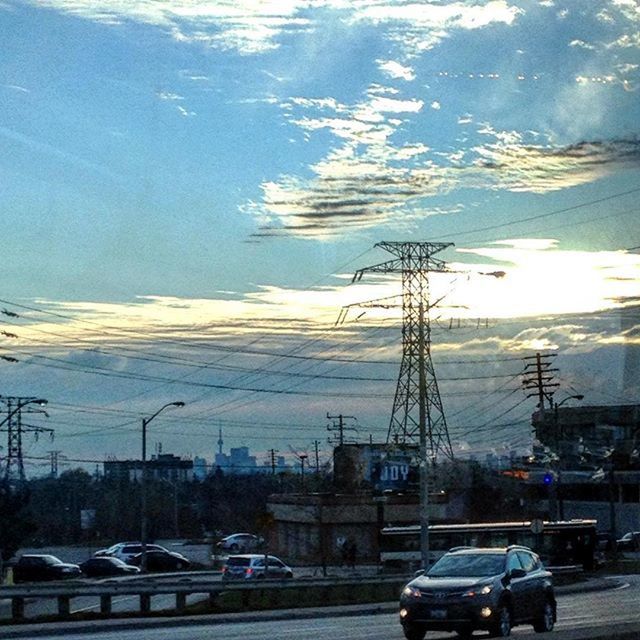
[402,585,422,599]
[462,584,493,597]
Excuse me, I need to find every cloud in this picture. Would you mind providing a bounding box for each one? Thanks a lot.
[27,0,523,56]
[253,85,640,236]
[377,59,416,81]
[461,137,640,193]
[349,0,523,54]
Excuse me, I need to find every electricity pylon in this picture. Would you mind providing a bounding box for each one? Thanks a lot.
[0,396,52,483]
[353,241,454,461]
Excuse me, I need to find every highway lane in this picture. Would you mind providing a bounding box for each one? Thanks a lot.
[4,575,640,640]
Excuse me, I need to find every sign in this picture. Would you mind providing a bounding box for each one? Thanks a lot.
[530,518,544,535]
[80,509,96,531]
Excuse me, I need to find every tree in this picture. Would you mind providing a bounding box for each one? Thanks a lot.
[0,480,36,562]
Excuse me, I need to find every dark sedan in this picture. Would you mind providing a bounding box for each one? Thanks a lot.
[13,554,82,583]
[128,549,191,572]
[80,556,141,577]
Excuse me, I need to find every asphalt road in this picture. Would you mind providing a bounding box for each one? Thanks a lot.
[2,574,639,640]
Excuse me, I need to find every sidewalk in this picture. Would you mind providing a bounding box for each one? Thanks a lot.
[0,573,626,639]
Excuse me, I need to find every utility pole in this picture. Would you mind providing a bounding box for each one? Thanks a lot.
[327,413,357,446]
[352,241,454,458]
[49,450,62,478]
[0,396,52,484]
[314,440,320,476]
[268,449,278,475]
[418,303,430,570]
[522,353,559,413]
[299,454,308,492]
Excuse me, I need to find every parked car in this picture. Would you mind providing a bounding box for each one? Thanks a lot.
[216,533,263,554]
[128,549,191,572]
[94,542,169,563]
[617,531,640,551]
[80,556,141,578]
[222,554,293,581]
[13,555,82,583]
[399,546,555,639]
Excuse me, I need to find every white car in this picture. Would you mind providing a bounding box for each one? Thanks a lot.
[222,554,293,580]
[94,542,169,563]
[216,533,263,553]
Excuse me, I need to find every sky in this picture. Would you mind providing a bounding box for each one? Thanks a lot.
[1,0,639,476]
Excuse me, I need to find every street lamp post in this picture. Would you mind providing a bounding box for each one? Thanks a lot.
[140,401,184,572]
[554,394,584,520]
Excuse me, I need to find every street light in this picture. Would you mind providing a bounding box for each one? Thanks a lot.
[140,401,184,572]
[554,394,584,520]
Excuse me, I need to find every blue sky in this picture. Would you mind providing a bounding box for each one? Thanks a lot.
[1,1,639,474]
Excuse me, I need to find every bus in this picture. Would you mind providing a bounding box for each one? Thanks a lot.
[380,519,597,571]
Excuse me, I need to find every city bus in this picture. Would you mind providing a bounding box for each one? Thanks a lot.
[380,519,598,571]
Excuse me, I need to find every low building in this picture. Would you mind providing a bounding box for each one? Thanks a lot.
[103,453,194,482]
[266,490,453,565]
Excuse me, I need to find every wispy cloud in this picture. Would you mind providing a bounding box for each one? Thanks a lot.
[27,0,523,56]
[460,137,640,193]
[250,78,640,236]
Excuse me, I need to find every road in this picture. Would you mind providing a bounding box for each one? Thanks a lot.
[3,575,639,640]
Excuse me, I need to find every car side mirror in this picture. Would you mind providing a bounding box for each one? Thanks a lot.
[413,569,425,577]
[509,568,526,579]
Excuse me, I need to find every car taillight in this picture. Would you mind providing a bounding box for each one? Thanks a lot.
[246,567,254,576]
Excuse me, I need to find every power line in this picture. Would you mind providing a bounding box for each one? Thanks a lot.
[436,185,640,241]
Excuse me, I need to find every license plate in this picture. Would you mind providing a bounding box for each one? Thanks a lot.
[429,609,447,619]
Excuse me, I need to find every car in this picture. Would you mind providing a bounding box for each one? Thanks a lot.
[13,555,82,583]
[79,557,141,577]
[617,531,640,551]
[221,554,293,581]
[216,533,263,554]
[128,549,191,572]
[399,546,556,639]
[94,542,170,563]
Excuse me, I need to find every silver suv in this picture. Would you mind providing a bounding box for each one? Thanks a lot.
[222,554,293,580]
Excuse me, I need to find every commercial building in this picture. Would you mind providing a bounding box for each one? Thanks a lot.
[103,453,194,482]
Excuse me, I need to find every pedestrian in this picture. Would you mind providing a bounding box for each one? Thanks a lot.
[346,538,357,569]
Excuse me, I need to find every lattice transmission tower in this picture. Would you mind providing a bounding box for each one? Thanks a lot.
[353,241,454,460]
[0,396,52,483]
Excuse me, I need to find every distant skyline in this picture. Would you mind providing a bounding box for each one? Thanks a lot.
[1,1,639,475]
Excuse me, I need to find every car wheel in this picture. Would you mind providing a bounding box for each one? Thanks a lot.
[533,598,555,633]
[402,622,426,640]
[456,629,473,639]
[284,572,293,579]
[491,604,512,637]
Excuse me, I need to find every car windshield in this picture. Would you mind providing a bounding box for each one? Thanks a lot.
[226,557,251,567]
[427,553,505,577]
[42,555,63,565]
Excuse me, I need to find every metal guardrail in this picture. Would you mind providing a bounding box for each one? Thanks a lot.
[0,574,407,622]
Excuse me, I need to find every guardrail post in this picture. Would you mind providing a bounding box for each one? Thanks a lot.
[100,595,112,615]
[140,593,151,613]
[11,597,24,620]
[176,592,186,612]
[57,595,71,618]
